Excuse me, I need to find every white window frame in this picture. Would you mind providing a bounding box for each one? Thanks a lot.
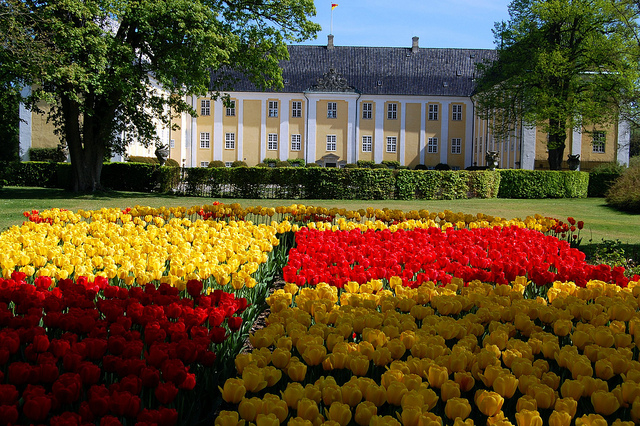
[291,134,301,151]
[592,131,606,153]
[225,132,235,150]
[200,100,210,116]
[387,103,397,120]
[268,101,278,118]
[170,139,175,149]
[268,133,278,150]
[200,161,209,167]
[451,138,462,154]
[386,136,397,153]
[292,101,302,118]
[427,137,438,153]
[225,162,233,167]
[362,102,372,119]
[452,104,462,121]
[362,135,372,152]
[226,100,236,117]
[200,132,210,149]
[326,135,337,151]
[428,104,438,121]
[327,102,337,119]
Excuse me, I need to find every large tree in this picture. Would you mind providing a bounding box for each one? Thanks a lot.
[474,0,640,170]
[1,0,320,191]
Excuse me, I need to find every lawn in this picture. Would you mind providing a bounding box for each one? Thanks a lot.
[1,186,638,248]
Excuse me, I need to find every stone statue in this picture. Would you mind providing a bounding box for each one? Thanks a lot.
[567,154,580,171]
[155,143,169,165]
[485,151,500,171]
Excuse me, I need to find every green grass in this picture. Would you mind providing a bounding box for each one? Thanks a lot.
[1,187,638,249]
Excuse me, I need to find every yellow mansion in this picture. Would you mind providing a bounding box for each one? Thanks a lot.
[19,36,630,170]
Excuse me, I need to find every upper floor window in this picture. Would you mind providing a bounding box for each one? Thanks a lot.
[362,135,372,152]
[201,100,210,116]
[362,103,372,119]
[451,104,462,121]
[268,101,278,118]
[327,102,337,119]
[225,133,235,149]
[268,133,278,150]
[292,101,302,118]
[291,134,301,151]
[226,100,236,117]
[451,138,462,154]
[428,104,438,120]
[200,132,210,149]
[169,139,175,149]
[427,137,438,153]
[592,131,606,153]
[326,135,337,151]
[387,103,397,120]
[386,136,397,153]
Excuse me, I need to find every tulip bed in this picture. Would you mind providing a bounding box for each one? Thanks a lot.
[0,203,637,426]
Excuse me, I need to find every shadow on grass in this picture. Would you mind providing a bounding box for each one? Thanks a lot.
[0,187,182,200]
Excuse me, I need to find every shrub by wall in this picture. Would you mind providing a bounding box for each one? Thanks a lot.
[498,170,588,198]
[588,167,625,197]
[395,170,501,200]
[28,147,67,163]
[606,166,640,212]
[101,163,160,192]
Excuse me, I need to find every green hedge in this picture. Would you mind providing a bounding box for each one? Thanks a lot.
[2,162,590,200]
[588,170,624,197]
[497,170,588,199]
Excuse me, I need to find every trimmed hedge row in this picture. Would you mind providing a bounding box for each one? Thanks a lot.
[1,162,592,199]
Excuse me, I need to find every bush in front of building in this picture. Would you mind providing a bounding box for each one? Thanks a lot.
[606,163,640,212]
[356,160,375,168]
[208,160,226,168]
[1,161,63,187]
[28,147,67,163]
[164,159,180,167]
[395,170,499,200]
[101,163,161,192]
[588,162,626,197]
[126,156,159,164]
[287,159,305,167]
[306,162,320,168]
[275,161,291,168]
[381,160,400,169]
[343,163,358,169]
[497,170,588,199]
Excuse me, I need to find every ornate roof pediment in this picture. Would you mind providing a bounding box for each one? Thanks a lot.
[307,68,357,93]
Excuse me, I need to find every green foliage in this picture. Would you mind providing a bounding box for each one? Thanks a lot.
[275,161,291,168]
[1,162,62,187]
[157,166,181,192]
[588,163,626,197]
[0,91,20,162]
[587,240,640,277]
[127,156,159,164]
[467,171,501,198]
[4,0,320,191]
[434,163,451,171]
[231,161,248,168]
[305,163,320,168]
[287,158,305,167]
[356,160,375,168]
[381,160,400,169]
[208,160,226,168]
[343,163,358,169]
[101,163,160,192]
[371,164,387,169]
[262,158,279,166]
[498,170,588,198]
[395,170,501,200]
[28,147,67,163]
[163,158,180,168]
[475,0,640,170]
[605,164,640,212]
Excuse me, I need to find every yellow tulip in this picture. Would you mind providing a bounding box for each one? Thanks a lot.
[354,401,377,426]
[364,384,387,407]
[214,411,244,426]
[326,402,352,426]
[219,378,246,404]
[427,364,449,389]
[255,413,279,426]
[281,383,305,408]
[548,411,572,426]
[238,398,261,422]
[514,409,543,426]
[516,395,537,413]
[575,414,608,426]
[475,390,504,417]
[444,397,472,420]
[440,380,461,402]
[590,390,620,416]
[296,398,319,421]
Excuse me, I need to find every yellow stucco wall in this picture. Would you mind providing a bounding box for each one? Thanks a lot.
[383,102,401,162]
[316,100,348,163]
[168,114,182,165]
[404,103,421,168]
[31,103,60,149]
[243,100,261,165]
[580,123,617,164]
[288,99,305,160]
[424,103,441,166]
[358,100,376,162]
[447,103,466,169]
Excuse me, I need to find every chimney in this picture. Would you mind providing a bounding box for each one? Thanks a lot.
[412,36,419,53]
[327,34,334,50]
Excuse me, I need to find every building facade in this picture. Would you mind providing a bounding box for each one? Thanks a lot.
[19,36,630,170]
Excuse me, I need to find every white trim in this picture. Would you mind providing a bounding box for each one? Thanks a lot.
[374,100,384,163]
[190,95,198,167]
[260,100,267,162]
[399,101,406,165]
[19,86,32,161]
[279,100,289,160]
[237,99,244,161]
[347,97,357,163]
[420,103,426,165]
[213,99,223,161]
[521,125,536,170]
[306,99,317,163]
[617,119,630,166]
[440,102,449,164]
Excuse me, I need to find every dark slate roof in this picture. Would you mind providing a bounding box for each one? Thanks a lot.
[224,44,497,97]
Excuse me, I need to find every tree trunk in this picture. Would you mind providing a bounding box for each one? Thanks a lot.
[61,93,105,192]
[547,117,566,170]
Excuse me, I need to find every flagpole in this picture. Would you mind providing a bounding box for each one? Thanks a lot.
[330,4,334,35]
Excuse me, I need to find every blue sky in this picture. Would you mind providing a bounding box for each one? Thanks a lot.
[298,0,513,49]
